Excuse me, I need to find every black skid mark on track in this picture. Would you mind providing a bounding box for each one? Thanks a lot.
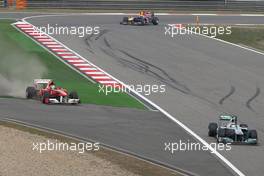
[86,33,94,42]
[100,38,220,104]
[101,38,151,73]
[246,87,261,111]
[84,34,94,53]
[219,86,235,105]
[103,37,113,49]
[100,47,150,73]
[119,50,191,94]
[100,37,190,94]
[84,29,109,53]
[95,29,109,40]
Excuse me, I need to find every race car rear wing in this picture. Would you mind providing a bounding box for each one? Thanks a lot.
[33,79,52,84]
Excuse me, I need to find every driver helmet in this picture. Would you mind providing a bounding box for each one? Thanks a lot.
[50,85,56,90]
[139,11,145,16]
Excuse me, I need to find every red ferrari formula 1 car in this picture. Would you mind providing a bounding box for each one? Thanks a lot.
[26,79,80,104]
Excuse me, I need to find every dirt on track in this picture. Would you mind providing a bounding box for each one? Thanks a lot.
[0,125,140,176]
[0,121,182,176]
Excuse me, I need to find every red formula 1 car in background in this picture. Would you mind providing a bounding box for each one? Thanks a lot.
[120,11,159,25]
[26,79,80,104]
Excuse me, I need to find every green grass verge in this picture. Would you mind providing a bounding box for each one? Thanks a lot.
[216,26,264,51]
[0,19,145,109]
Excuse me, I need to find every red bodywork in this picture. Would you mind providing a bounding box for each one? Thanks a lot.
[26,79,79,105]
[37,81,68,98]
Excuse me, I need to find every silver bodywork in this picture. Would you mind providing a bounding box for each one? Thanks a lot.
[212,115,257,145]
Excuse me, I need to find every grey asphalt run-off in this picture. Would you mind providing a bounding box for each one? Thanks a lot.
[0,98,231,176]
[1,13,264,176]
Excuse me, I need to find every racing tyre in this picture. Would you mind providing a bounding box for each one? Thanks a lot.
[69,91,79,99]
[218,128,226,137]
[248,130,258,139]
[26,86,36,99]
[42,91,50,104]
[121,17,128,25]
[152,17,159,25]
[208,122,218,137]
[69,91,80,104]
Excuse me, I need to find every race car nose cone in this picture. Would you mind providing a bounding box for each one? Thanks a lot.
[55,89,67,96]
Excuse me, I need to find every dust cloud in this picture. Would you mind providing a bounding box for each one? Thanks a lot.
[0,53,47,98]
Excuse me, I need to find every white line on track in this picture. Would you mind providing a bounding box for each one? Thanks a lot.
[42,42,58,45]
[28,32,42,35]
[239,14,264,16]
[176,23,264,26]
[46,45,63,48]
[91,76,111,79]
[61,55,79,58]
[85,72,104,75]
[191,13,217,16]
[56,52,73,55]
[37,39,53,42]
[33,36,49,39]
[16,24,32,27]
[20,13,264,22]
[98,80,118,84]
[22,29,34,32]
[210,38,264,56]
[79,67,97,71]
[18,15,253,176]
[183,26,264,57]
[73,63,91,66]
[51,48,68,51]
[21,27,34,30]
[67,60,85,63]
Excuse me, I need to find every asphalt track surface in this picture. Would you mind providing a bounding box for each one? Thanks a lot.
[0,98,231,176]
[1,13,264,176]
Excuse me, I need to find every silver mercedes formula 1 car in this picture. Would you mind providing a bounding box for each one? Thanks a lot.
[208,114,258,145]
